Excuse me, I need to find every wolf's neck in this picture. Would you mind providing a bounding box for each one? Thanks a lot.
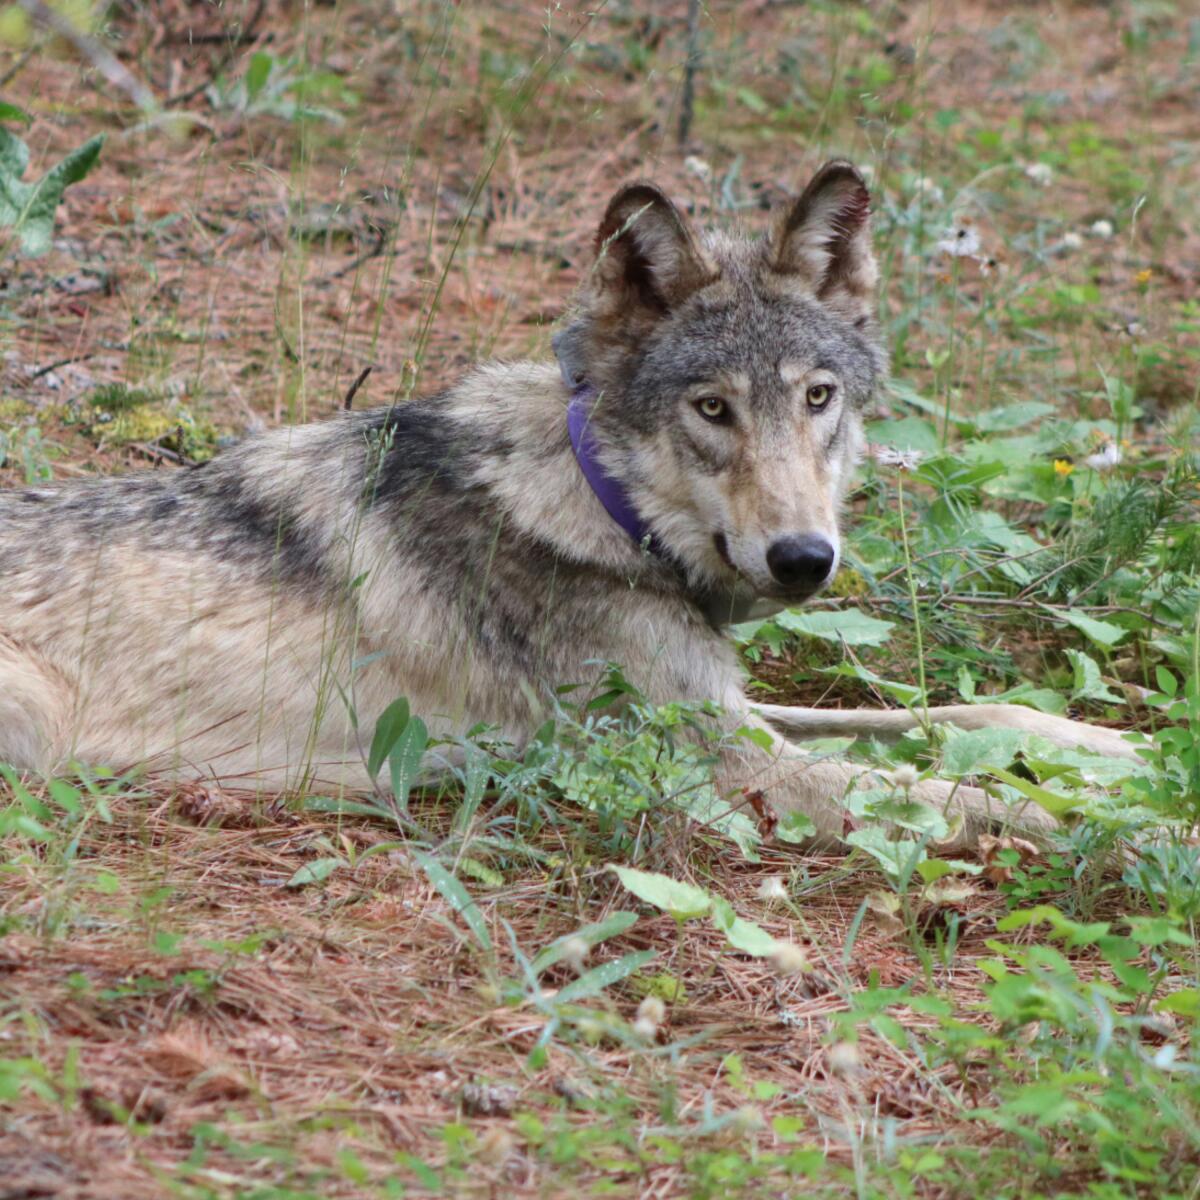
[449,361,664,579]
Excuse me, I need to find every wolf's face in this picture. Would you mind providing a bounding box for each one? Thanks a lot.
[559,162,886,604]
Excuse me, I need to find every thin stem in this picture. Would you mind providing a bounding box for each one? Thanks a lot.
[896,472,930,733]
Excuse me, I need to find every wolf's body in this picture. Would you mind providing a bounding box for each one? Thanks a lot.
[0,162,1134,846]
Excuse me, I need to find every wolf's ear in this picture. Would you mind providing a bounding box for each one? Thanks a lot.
[593,183,716,314]
[768,161,877,321]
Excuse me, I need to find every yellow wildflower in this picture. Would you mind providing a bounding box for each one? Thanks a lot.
[1053,459,1074,476]
[1135,269,1152,285]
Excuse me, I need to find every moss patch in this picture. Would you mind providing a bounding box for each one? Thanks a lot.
[75,384,220,461]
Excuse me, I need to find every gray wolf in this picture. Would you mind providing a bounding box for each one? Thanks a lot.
[0,161,1135,847]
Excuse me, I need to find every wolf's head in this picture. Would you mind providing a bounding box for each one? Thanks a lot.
[556,161,885,608]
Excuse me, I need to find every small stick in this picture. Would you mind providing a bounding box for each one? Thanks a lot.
[342,365,373,411]
[31,353,94,379]
[677,0,702,147]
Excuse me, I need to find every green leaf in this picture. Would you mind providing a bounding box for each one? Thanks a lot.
[367,697,409,779]
[459,858,504,887]
[775,607,895,647]
[846,827,926,880]
[554,949,656,1003]
[1153,666,1178,697]
[1057,607,1128,649]
[972,400,1057,432]
[453,744,491,832]
[245,52,274,99]
[299,795,396,819]
[988,766,1079,816]
[388,717,428,803]
[824,662,922,704]
[531,911,640,974]
[0,103,31,126]
[47,778,82,816]
[1155,988,1200,1018]
[865,416,940,454]
[286,856,346,887]
[917,858,981,882]
[609,865,712,920]
[413,850,491,951]
[940,726,1026,776]
[0,130,104,257]
[775,810,817,843]
[711,899,781,956]
[1066,649,1125,704]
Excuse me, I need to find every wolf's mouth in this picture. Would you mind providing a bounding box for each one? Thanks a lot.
[713,531,734,569]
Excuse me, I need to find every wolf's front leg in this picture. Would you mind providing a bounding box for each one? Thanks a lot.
[753,702,1139,761]
[715,712,1056,852]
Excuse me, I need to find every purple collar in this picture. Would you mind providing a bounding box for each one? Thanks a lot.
[566,384,660,555]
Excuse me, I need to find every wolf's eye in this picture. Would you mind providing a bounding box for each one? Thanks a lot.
[695,395,729,422]
[807,383,836,411]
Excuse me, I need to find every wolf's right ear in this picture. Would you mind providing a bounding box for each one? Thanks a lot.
[768,161,878,321]
[592,184,717,314]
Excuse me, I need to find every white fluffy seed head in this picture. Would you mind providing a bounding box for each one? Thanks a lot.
[757,876,788,902]
[828,1041,862,1076]
[1062,231,1083,250]
[769,942,810,976]
[892,763,919,790]
[562,936,590,973]
[636,996,666,1026]
[633,1016,659,1041]
[1090,219,1114,238]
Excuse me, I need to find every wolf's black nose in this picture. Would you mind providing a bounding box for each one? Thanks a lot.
[766,535,835,589]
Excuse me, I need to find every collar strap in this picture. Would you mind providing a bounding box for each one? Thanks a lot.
[566,383,661,555]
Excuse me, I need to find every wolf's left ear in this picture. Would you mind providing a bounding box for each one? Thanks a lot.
[593,183,717,314]
[768,161,877,322]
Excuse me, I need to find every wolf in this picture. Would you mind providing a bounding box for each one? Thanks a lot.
[0,161,1135,847]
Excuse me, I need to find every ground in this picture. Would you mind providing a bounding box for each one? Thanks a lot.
[1,2,1199,1198]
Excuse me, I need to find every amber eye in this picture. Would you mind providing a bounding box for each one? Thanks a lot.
[696,395,729,422]
[807,383,836,411]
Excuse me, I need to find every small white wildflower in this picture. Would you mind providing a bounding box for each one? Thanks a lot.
[1062,230,1084,251]
[561,936,590,974]
[1084,441,1122,471]
[827,1041,862,1076]
[684,155,712,181]
[892,763,919,791]
[756,876,788,902]
[1090,219,1114,238]
[636,995,666,1027]
[871,444,924,471]
[633,1015,659,1041]
[768,942,809,977]
[935,223,981,258]
[1024,162,1053,186]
